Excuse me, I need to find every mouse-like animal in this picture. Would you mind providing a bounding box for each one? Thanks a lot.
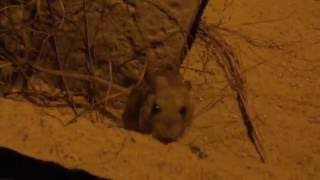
[122,54,193,143]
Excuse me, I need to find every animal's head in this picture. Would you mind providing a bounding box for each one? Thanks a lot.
[138,70,193,143]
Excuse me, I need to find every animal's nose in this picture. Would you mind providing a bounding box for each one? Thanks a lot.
[165,120,182,133]
[165,122,173,129]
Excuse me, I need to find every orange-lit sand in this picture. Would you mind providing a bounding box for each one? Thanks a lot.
[1,0,320,179]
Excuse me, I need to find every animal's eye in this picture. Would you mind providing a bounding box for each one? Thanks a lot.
[179,106,187,118]
[152,104,161,114]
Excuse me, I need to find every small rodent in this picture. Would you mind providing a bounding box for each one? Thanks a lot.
[122,67,192,143]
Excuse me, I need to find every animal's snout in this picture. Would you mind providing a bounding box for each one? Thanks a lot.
[164,121,175,130]
[152,118,185,142]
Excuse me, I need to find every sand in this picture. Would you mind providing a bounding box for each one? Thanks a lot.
[0,0,320,179]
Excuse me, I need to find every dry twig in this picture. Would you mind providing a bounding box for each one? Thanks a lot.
[199,23,266,163]
[29,63,129,94]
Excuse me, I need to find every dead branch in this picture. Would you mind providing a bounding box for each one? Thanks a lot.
[199,23,267,163]
[29,63,129,94]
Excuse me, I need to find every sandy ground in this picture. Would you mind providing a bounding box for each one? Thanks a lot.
[1,0,320,179]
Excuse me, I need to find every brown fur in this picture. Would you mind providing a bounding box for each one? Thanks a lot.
[122,69,192,142]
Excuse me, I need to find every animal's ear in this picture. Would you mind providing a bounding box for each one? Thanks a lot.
[183,80,192,90]
[144,70,169,92]
[122,81,149,130]
[138,93,155,133]
[144,70,153,85]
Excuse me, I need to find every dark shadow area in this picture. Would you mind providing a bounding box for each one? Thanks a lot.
[0,146,109,180]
